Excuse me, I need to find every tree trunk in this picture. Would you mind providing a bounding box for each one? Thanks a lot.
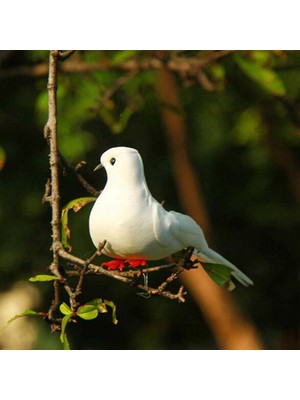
[156,62,264,350]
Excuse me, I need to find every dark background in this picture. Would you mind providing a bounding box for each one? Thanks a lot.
[1,50,300,349]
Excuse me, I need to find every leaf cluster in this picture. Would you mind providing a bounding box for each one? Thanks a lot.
[59,299,117,349]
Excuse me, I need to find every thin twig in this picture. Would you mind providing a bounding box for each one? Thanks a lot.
[46,280,62,332]
[157,267,184,293]
[58,246,186,302]
[42,178,51,204]
[120,263,177,276]
[73,241,107,297]
[65,262,177,277]
[59,151,100,197]
[57,51,76,61]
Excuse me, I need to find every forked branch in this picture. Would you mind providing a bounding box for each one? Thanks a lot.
[43,50,189,334]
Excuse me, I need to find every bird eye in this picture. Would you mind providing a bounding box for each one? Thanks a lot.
[110,157,116,165]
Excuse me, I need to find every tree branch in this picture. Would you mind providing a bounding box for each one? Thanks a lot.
[1,51,234,80]
[57,50,76,61]
[58,247,186,302]
[46,280,61,332]
[58,151,100,197]
[73,241,107,298]
[45,51,62,279]
[41,50,192,338]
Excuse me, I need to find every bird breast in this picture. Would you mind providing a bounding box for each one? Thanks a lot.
[89,185,158,259]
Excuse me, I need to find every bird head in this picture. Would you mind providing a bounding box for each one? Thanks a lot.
[94,147,146,186]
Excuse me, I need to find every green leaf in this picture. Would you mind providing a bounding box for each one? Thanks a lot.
[7,309,40,324]
[202,263,234,288]
[77,304,99,320]
[61,197,96,252]
[85,298,118,324]
[29,274,59,282]
[104,300,118,325]
[0,309,42,334]
[234,53,286,96]
[86,298,108,313]
[60,313,73,343]
[63,333,71,350]
[59,302,73,316]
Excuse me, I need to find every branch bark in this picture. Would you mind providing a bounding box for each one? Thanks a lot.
[58,247,186,302]
[45,51,63,279]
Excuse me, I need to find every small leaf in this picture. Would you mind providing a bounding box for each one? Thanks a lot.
[29,274,59,282]
[234,53,286,96]
[77,304,99,320]
[60,313,73,343]
[104,300,118,325]
[7,309,39,324]
[0,309,42,334]
[59,302,73,316]
[87,298,108,313]
[63,333,71,350]
[61,197,96,252]
[78,299,118,324]
[202,263,234,288]
[61,207,71,252]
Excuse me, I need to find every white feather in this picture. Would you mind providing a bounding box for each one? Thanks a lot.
[89,147,253,286]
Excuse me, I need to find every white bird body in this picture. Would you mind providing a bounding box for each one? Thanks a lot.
[89,147,253,286]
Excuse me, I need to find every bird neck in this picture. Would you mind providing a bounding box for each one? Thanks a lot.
[109,160,146,187]
[107,174,147,190]
[104,170,151,201]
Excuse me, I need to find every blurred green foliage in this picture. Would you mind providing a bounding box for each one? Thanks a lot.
[1,50,300,349]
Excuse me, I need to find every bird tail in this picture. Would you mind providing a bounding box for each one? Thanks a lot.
[195,247,253,287]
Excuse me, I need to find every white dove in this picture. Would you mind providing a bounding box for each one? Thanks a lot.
[89,146,253,286]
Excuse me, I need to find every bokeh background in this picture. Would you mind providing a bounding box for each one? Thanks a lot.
[1,50,300,350]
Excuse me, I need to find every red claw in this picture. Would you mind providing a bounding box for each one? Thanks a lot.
[101,259,125,271]
[101,258,147,271]
[125,259,147,268]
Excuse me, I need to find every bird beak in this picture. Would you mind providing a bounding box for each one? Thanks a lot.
[93,163,103,172]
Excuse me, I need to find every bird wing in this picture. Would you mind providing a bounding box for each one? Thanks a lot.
[152,202,179,247]
[152,202,253,286]
[171,212,254,286]
[168,210,209,249]
[152,202,207,249]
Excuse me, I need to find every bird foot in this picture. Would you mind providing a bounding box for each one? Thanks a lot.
[101,259,125,271]
[125,259,147,268]
[101,258,147,271]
